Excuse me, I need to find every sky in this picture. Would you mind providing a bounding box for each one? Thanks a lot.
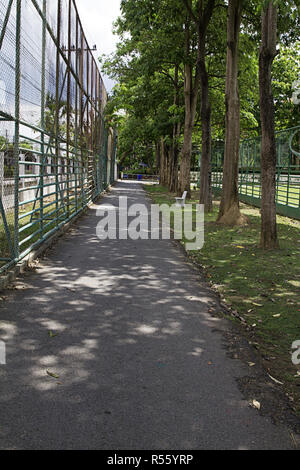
[75,0,121,93]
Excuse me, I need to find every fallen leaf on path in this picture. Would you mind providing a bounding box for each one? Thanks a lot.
[267,373,283,385]
[46,370,59,379]
[248,362,255,367]
[48,331,58,338]
[251,400,261,410]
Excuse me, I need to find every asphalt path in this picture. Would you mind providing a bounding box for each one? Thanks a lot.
[0,181,295,449]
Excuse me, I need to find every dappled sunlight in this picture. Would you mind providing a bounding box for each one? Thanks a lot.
[133,324,159,335]
[188,347,204,357]
[39,320,67,333]
[39,355,58,366]
[0,322,17,341]
[0,182,294,450]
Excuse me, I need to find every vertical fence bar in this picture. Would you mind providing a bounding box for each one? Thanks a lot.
[91,59,95,198]
[79,30,84,207]
[86,38,91,202]
[66,0,71,219]
[40,0,47,240]
[111,129,117,185]
[104,127,108,188]
[246,143,250,196]
[14,0,21,260]
[94,67,99,196]
[276,138,281,204]
[74,5,79,213]
[55,0,61,227]
[0,0,14,52]
[251,142,255,198]
[287,139,291,207]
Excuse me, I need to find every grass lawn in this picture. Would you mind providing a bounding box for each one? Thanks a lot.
[146,183,300,412]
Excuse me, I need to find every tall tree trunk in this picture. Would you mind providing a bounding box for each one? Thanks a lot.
[160,138,170,186]
[160,137,167,186]
[179,22,197,198]
[179,28,203,197]
[199,39,212,212]
[169,121,180,193]
[259,1,279,249]
[217,0,247,225]
[155,140,161,174]
[169,139,178,193]
[181,0,215,204]
[167,144,171,185]
[179,110,194,197]
[169,65,180,193]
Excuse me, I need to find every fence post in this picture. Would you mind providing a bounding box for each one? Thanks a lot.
[112,129,118,184]
[79,31,85,208]
[40,0,47,240]
[66,0,71,218]
[13,0,21,260]
[74,8,79,213]
[55,0,61,227]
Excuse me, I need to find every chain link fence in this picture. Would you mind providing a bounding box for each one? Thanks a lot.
[0,0,117,273]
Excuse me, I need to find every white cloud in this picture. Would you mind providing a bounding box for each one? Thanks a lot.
[75,0,121,93]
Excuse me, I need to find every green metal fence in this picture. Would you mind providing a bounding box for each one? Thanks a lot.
[0,0,117,275]
[199,126,300,219]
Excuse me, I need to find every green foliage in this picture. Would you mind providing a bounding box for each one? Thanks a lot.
[273,41,300,129]
[44,93,68,139]
[100,0,300,169]
[0,135,8,151]
[101,2,185,165]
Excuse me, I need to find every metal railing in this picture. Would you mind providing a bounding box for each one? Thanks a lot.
[121,173,159,181]
[0,0,117,274]
[198,126,300,219]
